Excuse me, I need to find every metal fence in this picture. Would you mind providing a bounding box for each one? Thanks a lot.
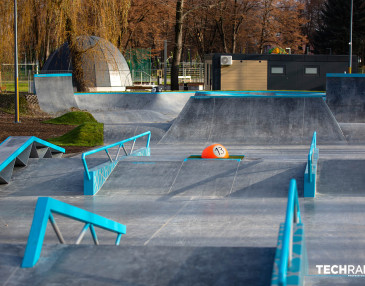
[0,64,39,93]
[132,62,204,85]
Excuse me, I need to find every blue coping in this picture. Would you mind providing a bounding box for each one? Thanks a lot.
[0,136,65,173]
[75,91,196,95]
[195,91,325,98]
[327,73,365,78]
[22,197,126,268]
[34,73,72,78]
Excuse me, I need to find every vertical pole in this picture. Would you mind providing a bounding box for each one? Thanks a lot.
[14,0,20,123]
[164,40,167,90]
[349,0,353,74]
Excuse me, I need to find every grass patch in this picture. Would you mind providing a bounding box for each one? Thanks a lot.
[48,122,103,147]
[43,111,97,125]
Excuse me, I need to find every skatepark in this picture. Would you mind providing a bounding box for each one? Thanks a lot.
[1,73,365,285]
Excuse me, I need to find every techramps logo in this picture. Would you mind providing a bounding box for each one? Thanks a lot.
[316,265,365,277]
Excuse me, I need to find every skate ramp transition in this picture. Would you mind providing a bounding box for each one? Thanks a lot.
[34,74,78,114]
[326,73,365,123]
[160,95,346,145]
[74,92,193,123]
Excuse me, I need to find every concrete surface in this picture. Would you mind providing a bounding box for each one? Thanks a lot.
[1,144,365,285]
[326,75,365,123]
[34,74,78,114]
[75,92,193,124]
[159,96,346,145]
[2,91,365,285]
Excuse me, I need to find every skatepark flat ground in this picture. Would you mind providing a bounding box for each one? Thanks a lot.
[1,144,365,285]
[1,91,365,285]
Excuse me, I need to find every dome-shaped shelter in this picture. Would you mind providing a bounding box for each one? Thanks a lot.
[42,36,132,91]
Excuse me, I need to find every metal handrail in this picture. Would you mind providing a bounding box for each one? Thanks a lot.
[82,131,151,181]
[278,179,302,286]
[308,132,317,182]
[22,197,126,268]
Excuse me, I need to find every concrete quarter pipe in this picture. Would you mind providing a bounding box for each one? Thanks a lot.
[160,96,346,145]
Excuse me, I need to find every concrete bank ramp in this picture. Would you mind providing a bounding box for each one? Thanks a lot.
[104,123,171,144]
[75,92,193,123]
[326,74,365,123]
[34,74,78,114]
[100,159,305,198]
[159,96,346,145]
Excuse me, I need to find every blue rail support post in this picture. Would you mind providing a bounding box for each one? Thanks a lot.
[271,179,307,286]
[82,131,151,195]
[304,132,319,197]
[22,197,126,268]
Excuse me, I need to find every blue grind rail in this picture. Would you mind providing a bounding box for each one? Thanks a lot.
[271,179,307,286]
[82,131,151,195]
[0,136,65,184]
[304,132,319,197]
[22,197,126,268]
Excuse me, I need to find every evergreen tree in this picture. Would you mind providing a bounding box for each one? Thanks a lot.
[314,0,365,62]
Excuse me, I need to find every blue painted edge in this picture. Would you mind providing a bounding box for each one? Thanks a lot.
[22,197,126,268]
[34,73,72,78]
[195,95,324,99]
[75,91,196,95]
[32,137,65,153]
[0,136,11,147]
[327,73,365,78]
[0,136,65,173]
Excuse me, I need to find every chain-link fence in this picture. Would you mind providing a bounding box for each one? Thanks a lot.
[132,62,204,85]
[0,64,39,93]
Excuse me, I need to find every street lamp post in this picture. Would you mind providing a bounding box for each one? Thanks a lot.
[14,0,20,123]
[349,0,353,74]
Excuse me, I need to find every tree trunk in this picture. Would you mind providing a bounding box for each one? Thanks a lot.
[171,0,184,91]
[65,17,88,92]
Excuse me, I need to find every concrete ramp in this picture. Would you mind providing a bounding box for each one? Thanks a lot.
[34,74,78,114]
[160,96,346,145]
[326,74,365,123]
[74,92,193,123]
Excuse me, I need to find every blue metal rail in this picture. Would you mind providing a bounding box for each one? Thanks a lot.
[22,197,126,268]
[82,131,151,195]
[308,132,316,183]
[279,179,302,286]
[304,132,319,197]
